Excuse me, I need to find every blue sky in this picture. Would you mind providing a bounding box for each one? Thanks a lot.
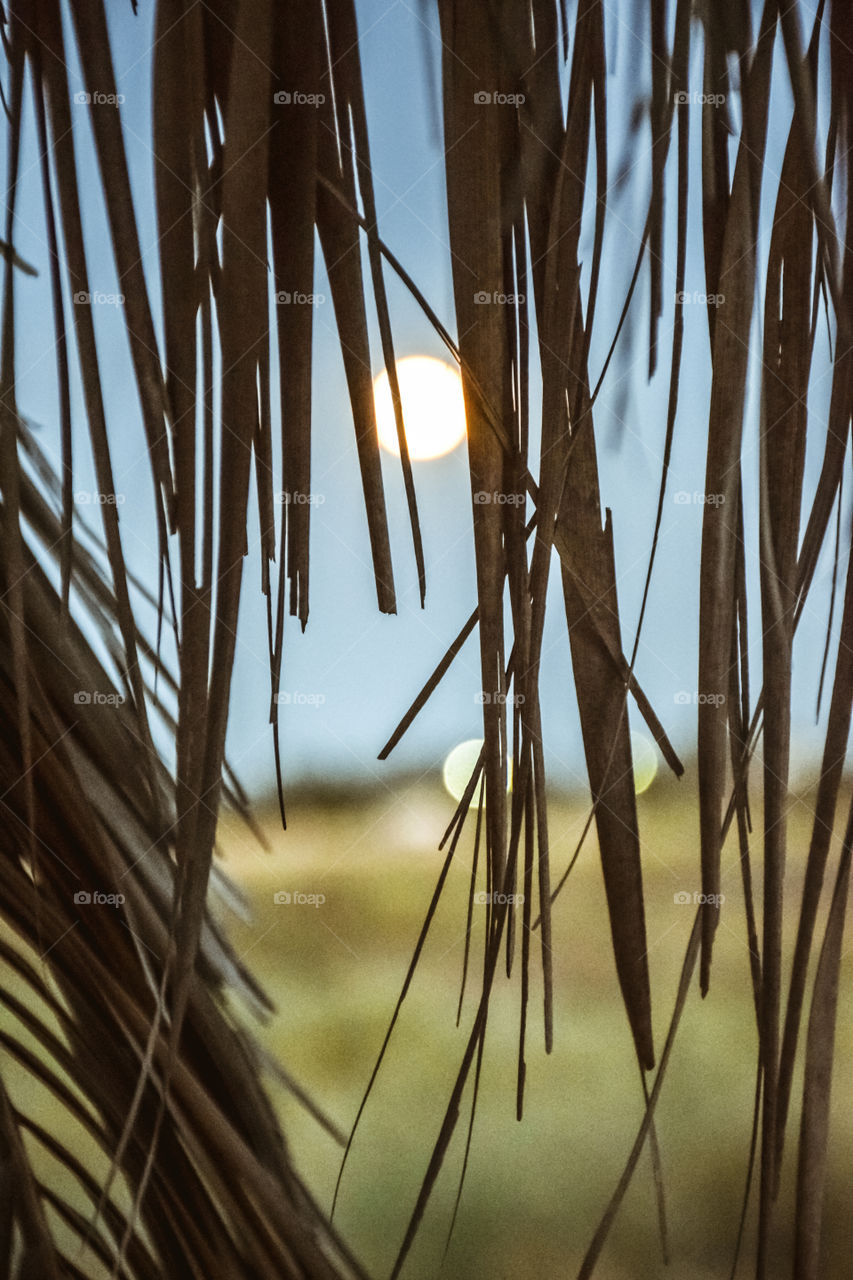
[9,0,843,794]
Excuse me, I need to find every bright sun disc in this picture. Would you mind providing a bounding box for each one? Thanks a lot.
[374,356,467,461]
[443,740,483,803]
[443,738,514,803]
[631,731,658,795]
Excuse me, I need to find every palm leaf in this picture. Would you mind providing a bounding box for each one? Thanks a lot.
[3,1,853,1278]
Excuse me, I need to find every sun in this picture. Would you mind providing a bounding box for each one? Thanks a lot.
[631,731,658,795]
[374,355,467,461]
[442,739,484,803]
[442,737,514,803]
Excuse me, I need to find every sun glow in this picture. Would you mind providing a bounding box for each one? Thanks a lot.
[631,731,658,795]
[442,738,516,803]
[374,356,467,461]
[442,739,484,803]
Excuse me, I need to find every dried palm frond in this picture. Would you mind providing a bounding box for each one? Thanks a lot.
[2,0,853,1278]
[0,423,367,1279]
[2,0,406,1274]
[335,4,853,1278]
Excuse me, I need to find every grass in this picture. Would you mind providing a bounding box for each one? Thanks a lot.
[2,769,849,1278]
[214,768,853,1279]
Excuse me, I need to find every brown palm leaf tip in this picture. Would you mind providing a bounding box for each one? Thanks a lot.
[0,0,851,1278]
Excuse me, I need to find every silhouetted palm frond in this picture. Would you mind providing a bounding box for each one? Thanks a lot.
[2,1,852,1278]
[0,420,367,1279]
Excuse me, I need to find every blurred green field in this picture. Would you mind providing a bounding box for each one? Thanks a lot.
[214,771,853,1280]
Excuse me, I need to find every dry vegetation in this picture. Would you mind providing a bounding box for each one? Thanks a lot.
[0,2,851,1278]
